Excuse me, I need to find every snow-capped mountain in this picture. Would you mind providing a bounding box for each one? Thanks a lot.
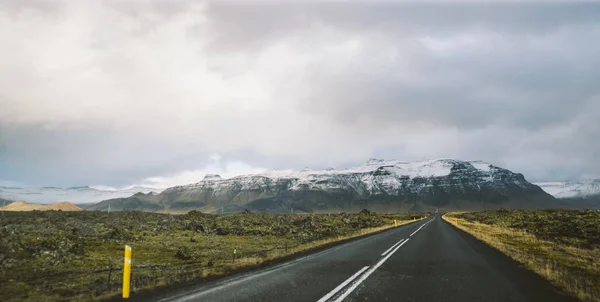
[91,159,556,213]
[536,180,600,199]
[0,186,162,204]
[164,159,515,196]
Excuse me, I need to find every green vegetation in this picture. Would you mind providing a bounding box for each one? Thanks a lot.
[0,209,427,301]
[454,209,600,249]
[444,209,600,301]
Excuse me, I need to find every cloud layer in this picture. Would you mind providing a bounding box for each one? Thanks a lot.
[1,1,599,187]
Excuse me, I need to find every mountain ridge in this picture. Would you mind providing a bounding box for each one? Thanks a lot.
[536,180,600,199]
[0,186,162,204]
[536,180,600,209]
[88,158,557,213]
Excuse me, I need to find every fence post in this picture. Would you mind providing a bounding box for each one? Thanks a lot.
[123,245,132,299]
[107,267,113,293]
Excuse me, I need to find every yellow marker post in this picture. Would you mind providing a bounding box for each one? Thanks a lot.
[123,245,132,299]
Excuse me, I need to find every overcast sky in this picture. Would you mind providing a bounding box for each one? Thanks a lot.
[1,0,599,188]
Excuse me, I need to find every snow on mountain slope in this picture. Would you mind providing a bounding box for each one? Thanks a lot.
[202,174,224,181]
[90,158,558,213]
[0,186,162,204]
[470,161,493,172]
[536,180,600,199]
[252,158,454,179]
[165,158,508,194]
[152,158,551,213]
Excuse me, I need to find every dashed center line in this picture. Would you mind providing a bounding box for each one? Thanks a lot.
[410,220,432,237]
[317,217,434,302]
[330,239,410,302]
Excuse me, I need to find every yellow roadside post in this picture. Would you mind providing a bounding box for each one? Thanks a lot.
[123,245,132,299]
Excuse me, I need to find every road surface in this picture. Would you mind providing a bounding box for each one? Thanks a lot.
[153,214,575,302]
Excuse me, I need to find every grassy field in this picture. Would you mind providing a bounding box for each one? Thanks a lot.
[443,209,600,301]
[0,209,428,301]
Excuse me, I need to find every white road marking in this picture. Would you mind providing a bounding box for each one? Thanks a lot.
[318,217,435,301]
[164,221,402,302]
[381,238,405,256]
[316,266,370,302]
[410,220,432,237]
[166,239,355,302]
[331,239,410,302]
[167,217,429,302]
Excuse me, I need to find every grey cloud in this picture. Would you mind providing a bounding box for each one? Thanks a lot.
[205,2,600,128]
[0,125,216,187]
[0,0,599,187]
[204,2,600,51]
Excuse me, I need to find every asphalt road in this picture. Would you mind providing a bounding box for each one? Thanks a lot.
[155,214,575,302]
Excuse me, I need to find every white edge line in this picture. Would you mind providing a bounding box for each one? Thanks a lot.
[381,239,405,256]
[316,266,370,302]
[166,220,400,302]
[332,239,410,302]
[168,218,424,302]
[168,240,352,302]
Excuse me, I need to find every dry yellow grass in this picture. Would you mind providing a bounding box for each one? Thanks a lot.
[95,216,427,300]
[0,201,46,211]
[171,218,425,286]
[43,202,82,211]
[0,201,82,212]
[443,213,600,302]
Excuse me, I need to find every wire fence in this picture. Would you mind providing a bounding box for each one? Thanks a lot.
[1,242,305,300]
[1,215,420,300]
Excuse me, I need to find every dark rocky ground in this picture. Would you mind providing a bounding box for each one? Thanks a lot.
[0,209,426,301]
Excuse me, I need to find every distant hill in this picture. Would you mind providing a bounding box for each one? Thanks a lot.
[0,201,82,212]
[90,158,557,213]
[536,180,600,209]
[0,186,161,204]
[85,192,163,212]
[558,196,600,209]
[44,202,84,211]
[0,201,46,211]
